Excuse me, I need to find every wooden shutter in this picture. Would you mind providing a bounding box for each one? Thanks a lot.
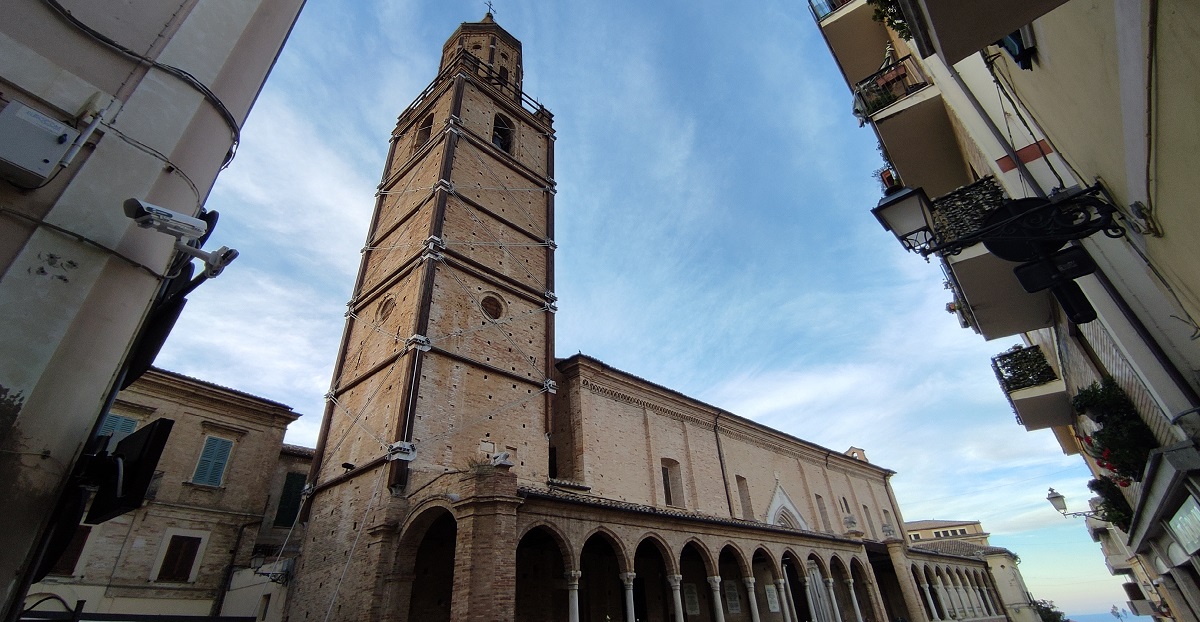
[273,472,307,527]
[192,437,233,486]
[48,526,91,576]
[156,535,202,582]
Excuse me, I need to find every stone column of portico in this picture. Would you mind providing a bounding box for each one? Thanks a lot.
[744,577,763,622]
[777,578,794,622]
[709,576,728,622]
[825,578,844,622]
[566,571,582,622]
[953,581,970,618]
[976,587,993,617]
[934,578,952,620]
[845,579,865,622]
[885,540,930,622]
[920,583,940,621]
[961,583,977,618]
[792,576,811,622]
[622,573,637,622]
[668,575,686,622]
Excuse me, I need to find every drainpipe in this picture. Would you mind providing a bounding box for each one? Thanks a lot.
[946,55,1046,199]
[211,519,262,617]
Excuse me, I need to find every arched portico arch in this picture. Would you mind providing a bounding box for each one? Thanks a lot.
[579,531,626,621]
[516,526,569,622]
[398,506,456,622]
[633,536,674,622]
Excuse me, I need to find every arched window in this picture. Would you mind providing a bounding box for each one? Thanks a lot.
[491,113,514,153]
[414,114,434,148]
[497,66,509,89]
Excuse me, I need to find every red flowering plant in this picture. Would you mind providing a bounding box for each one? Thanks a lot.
[1073,378,1159,484]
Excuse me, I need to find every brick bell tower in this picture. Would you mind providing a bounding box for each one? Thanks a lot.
[290,14,555,621]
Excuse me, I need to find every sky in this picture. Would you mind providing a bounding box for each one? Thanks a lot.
[155,0,1137,616]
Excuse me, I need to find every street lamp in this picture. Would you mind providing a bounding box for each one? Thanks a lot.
[873,182,1125,324]
[1046,487,1096,518]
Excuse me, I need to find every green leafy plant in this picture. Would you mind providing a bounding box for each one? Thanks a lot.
[866,0,911,39]
[1074,378,1158,482]
[1031,599,1071,622]
[1088,476,1135,532]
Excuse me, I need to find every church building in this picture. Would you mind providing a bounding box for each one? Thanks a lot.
[286,15,1012,622]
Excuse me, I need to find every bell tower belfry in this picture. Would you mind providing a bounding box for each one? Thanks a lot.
[290,14,556,621]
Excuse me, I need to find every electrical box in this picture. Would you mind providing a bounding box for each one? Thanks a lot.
[0,101,78,187]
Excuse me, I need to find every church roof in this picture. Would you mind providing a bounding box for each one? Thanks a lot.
[911,539,1015,559]
[905,519,981,530]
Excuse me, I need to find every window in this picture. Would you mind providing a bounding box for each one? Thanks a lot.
[192,436,234,487]
[98,413,138,447]
[815,494,832,532]
[660,458,683,507]
[997,26,1037,70]
[414,114,434,148]
[736,476,754,520]
[48,525,91,576]
[841,497,851,513]
[491,113,514,153]
[910,533,921,541]
[273,472,307,528]
[863,505,877,539]
[497,66,509,89]
[156,534,203,582]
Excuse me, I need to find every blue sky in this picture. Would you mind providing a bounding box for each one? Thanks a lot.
[157,0,1135,615]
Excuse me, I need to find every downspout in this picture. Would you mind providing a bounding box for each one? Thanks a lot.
[713,413,736,517]
[211,519,262,617]
[947,55,1046,199]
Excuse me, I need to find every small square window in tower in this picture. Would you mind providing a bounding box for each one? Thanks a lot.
[492,113,514,153]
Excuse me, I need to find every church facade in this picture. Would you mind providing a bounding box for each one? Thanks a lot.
[286,16,1012,622]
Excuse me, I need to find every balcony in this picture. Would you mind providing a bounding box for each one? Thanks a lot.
[808,0,855,21]
[991,344,1073,431]
[853,55,930,116]
[810,0,896,88]
[930,178,1054,339]
[904,0,1070,65]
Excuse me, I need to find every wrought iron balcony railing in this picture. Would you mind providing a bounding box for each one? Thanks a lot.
[991,345,1058,393]
[808,0,856,21]
[853,55,929,116]
[928,176,1007,248]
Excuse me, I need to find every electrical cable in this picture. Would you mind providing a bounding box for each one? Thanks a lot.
[101,121,203,209]
[321,464,387,622]
[984,56,1066,190]
[0,206,165,279]
[40,0,242,168]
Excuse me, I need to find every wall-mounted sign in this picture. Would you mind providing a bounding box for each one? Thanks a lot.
[1169,496,1200,555]
[765,583,781,612]
[724,580,742,614]
[684,583,701,615]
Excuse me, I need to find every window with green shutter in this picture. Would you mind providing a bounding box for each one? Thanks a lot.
[98,414,138,446]
[191,436,233,487]
[273,472,307,527]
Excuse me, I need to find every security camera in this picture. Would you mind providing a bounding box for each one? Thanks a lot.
[123,198,207,241]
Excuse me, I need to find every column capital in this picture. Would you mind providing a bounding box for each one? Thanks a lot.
[668,574,683,588]
[621,572,637,587]
[825,577,836,587]
[708,575,723,590]
[845,578,855,587]
[744,576,757,588]
[565,570,582,587]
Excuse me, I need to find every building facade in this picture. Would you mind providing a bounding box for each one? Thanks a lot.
[808,0,1199,619]
[0,1,306,616]
[21,368,307,620]
[904,521,991,547]
[286,15,1026,622]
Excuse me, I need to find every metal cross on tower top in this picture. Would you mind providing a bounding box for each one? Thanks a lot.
[485,1,495,16]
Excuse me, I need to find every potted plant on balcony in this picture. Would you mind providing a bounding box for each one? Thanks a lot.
[1073,378,1158,483]
[1087,475,1134,532]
